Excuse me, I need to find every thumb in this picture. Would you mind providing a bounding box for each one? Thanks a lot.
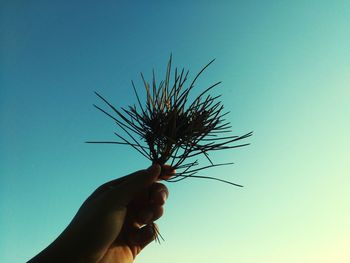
[105,164,161,207]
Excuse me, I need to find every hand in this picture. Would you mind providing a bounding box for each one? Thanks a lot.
[28,164,173,263]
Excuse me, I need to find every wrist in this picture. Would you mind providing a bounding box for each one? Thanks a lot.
[27,229,87,263]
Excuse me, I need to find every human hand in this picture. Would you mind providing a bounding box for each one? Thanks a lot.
[28,164,173,263]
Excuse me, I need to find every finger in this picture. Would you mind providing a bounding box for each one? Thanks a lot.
[98,176,127,190]
[137,208,154,225]
[150,205,164,222]
[137,205,164,225]
[159,164,176,180]
[131,182,168,206]
[88,177,127,200]
[87,166,149,201]
[104,164,161,207]
[149,183,169,205]
[91,164,171,201]
[127,224,156,249]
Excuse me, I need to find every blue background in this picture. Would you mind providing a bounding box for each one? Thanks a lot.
[1,1,349,262]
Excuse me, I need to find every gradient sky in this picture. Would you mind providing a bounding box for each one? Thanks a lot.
[1,1,349,262]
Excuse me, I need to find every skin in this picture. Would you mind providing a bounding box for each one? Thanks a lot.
[28,164,174,263]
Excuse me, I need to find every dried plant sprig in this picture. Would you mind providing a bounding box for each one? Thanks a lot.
[87,56,252,187]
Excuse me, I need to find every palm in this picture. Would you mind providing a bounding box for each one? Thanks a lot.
[97,216,144,263]
[88,194,156,263]
[98,245,138,263]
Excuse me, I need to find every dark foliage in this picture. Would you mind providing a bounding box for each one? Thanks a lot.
[87,56,252,187]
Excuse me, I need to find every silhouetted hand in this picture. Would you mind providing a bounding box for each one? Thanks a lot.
[28,164,172,263]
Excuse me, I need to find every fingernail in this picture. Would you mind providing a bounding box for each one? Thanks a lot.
[139,210,154,224]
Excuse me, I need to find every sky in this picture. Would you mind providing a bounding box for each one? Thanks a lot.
[1,1,349,262]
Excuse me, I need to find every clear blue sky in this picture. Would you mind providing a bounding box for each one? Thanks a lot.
[1,1,349,262]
